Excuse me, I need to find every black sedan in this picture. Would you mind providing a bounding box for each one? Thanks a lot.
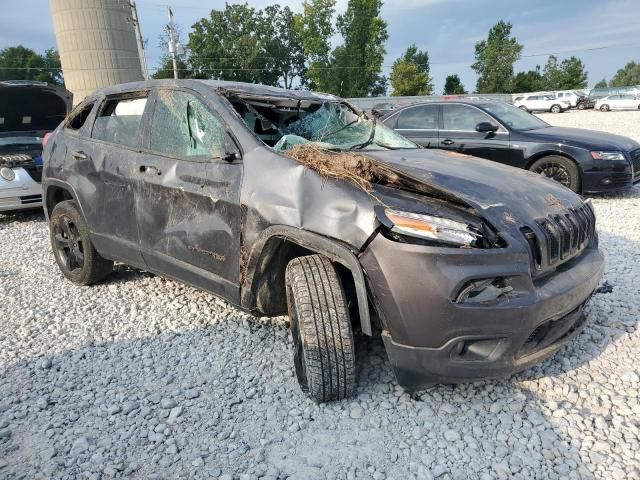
[382,100,640,193]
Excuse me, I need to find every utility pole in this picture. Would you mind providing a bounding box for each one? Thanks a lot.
[129,1,148,80]
[167,6,179,79]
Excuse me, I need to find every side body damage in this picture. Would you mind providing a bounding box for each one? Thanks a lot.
[43,80,604,395]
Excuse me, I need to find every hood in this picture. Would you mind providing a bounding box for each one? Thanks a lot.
[365,148,584,231]
[0,81,72,136]
[520,126,639,152]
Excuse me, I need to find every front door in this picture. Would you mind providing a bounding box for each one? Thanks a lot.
[391,104,439,148]
[134,88,243,303]
[438,103,511,165]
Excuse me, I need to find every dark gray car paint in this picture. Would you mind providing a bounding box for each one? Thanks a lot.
[43,79,604,389]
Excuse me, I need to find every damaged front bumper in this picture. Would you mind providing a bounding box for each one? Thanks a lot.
[360,233,604,390]
[0,167,43,211]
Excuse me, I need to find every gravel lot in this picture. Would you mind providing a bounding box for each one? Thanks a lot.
[1,111,639,480]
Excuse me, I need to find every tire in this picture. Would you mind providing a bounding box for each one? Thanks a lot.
[49,200,113,285]
[600,104,610,112]
[529,155,581,192]
[550,104,562,114]
[285,255,356,402]
[577,102,586,110]
[518,105,528,112]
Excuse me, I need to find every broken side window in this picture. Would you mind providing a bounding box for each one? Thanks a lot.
[92,95,148,148]
[149,90,225,159]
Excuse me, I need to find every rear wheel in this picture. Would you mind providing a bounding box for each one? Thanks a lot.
[529,155,581,192]
[285,255,356,402]
[550,104,562,114]
[519,105,529,112]
[600,104,610,112]
[49,200,113,285]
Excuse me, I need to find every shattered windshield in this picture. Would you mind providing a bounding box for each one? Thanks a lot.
[230,97,417,152]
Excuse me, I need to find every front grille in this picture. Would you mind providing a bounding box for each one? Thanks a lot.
[519,302,587,357]
[523,203,595,270]
[631,148,640,179]
[20,194,42,204]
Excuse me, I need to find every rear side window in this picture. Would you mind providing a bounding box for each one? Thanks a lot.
[148,90,225,159]
[442,104,493,131]
[92,95,148,148]
[66,102,94,131]
[397,105,438,129]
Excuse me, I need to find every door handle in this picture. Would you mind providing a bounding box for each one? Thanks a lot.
[441,139,454,146]
[71,151,88,160]
[139,165,161,175]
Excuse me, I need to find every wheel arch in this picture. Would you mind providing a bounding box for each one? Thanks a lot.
[44,180,82,220]
[242,226,373,335]
[525,151,583,192]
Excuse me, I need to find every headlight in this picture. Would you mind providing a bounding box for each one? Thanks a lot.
[381,208,482,247]
[591,151,626,161]
[0,167,16,182]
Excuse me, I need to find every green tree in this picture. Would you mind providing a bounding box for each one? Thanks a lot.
[542,55,588,90]
[471,20,523,93]
[389,45,432,96]
[188,3,305,87]
[594,78,608,88]
[297,0,336,90]
[390,60,430,96]
[610,61,640,87]
[443,74,467,94]
[330,0,389,97]
[0,46,63,85]
[511,67,543,93]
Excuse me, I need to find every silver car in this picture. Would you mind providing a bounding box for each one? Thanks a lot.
[0,81,71,212]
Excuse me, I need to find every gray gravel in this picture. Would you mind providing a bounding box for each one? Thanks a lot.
[1,111,639,479]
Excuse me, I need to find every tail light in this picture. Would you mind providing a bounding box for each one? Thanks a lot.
[43,132,52,147]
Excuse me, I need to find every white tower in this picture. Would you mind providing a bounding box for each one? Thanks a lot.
[50,0,145,103]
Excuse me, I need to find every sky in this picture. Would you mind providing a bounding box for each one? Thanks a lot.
[1,0,639,94]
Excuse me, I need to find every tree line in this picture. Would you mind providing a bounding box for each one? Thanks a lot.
[1,2,639,96]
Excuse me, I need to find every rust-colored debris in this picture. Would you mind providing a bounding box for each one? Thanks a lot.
[544,194,563,210]
[286,144,400,195]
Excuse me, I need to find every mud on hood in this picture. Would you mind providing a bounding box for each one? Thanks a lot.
[0,81,72,136]
[365,148,585,230]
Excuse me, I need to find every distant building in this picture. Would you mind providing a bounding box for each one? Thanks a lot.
[50,0,144,103]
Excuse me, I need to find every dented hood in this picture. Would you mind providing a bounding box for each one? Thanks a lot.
[365,148,583,227]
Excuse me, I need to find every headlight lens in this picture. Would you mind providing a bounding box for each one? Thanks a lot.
[383,208,482,247]
[590,151,626,161]
[0,167,16,182]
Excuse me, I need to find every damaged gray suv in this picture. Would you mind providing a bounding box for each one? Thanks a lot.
[43,80,604,402]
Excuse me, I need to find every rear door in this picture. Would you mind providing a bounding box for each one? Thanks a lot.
[71,92,149,266]
[438,103,512,164]
[388,104,439,147]
[134,88,243,302]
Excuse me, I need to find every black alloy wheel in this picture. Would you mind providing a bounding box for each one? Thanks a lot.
[53,214,85,274]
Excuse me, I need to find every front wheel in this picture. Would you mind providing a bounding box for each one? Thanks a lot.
[550,104,562,114]
[49,200,113,285]
[519,105,529,112]
[577,102,586,110]
[285,255,356,402]
[529,155,581,192]
[600,104,610,112]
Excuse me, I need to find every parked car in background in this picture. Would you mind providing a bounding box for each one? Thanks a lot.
[382,100,640,193]
[0,81,72,212]
[587,86,640,109]
[595,94,640,112]
[43,80,604,401]
[513,95,569,113]
[555,91,588,109]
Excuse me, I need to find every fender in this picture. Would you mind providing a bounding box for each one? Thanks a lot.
[42,178,86,222]
[242,225,373,335]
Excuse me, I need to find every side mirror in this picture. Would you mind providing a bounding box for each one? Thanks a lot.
[223,137,240,162]
[224,151,238,162]
[475,122,499,133]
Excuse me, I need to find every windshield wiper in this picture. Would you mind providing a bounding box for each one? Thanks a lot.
[351,118,377,150]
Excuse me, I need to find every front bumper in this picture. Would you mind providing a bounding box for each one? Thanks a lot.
[581,153,640,193]
[0,167,43,211]
[360,234,604,390]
